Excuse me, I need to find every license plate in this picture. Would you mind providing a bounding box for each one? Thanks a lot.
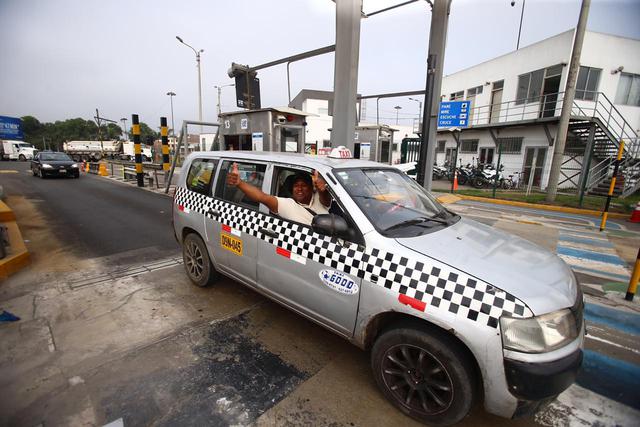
[220,233,243,256]
[59,169,67,173]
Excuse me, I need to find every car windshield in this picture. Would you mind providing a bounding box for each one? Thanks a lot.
[334,168,454,235]
[40,153,72,161]
[18,143,32,148]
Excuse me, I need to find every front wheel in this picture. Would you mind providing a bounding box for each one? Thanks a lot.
[371,325,477,426]
[471,177,484,189]
[19,155,26,161]
[182,233,219,287]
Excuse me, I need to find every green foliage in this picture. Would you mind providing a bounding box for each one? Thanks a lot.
[20,115,156,150]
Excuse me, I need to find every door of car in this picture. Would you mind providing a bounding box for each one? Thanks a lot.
[256,165,361,336]
[209,159,267,286]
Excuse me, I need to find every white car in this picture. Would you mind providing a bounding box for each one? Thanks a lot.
[172,148,584,425]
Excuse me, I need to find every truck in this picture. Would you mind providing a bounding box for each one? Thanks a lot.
[0,140,37,161]
[63,140,153,162]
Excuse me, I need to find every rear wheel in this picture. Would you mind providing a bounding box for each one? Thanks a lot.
[19,154,26,161]
[182,233,219,287]
[371,324,477,426]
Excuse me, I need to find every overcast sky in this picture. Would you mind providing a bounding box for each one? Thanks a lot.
[1,0,638,131]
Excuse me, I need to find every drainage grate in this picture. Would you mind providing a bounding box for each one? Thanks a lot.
[68,257,183,289]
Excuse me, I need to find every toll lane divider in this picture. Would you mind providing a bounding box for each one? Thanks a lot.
[0,199,30,279]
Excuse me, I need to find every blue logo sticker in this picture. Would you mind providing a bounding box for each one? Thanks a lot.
[319,270,359,295]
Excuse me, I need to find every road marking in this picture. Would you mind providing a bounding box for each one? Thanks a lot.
[0,170,19,174]
[68,257,183,289]
[586,335,640,355]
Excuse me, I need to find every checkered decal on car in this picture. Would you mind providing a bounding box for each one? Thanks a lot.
[175,187,532,327]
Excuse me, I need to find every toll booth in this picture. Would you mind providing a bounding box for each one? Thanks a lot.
[354,125,396,164]
[218,107,310,153]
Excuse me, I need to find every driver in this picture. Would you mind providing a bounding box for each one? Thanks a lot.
[226,163,331,225]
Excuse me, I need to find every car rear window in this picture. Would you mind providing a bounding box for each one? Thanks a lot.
[186,158,218,196]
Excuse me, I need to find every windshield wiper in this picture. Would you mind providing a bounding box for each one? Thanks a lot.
[382,216,448,233]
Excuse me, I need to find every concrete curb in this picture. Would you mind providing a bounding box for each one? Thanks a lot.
[435,194,462,205]
[0,202,30,280]
[454,194,629,220]
[0,200,16,222]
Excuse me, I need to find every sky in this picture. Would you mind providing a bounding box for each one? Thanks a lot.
[0,0,639,131]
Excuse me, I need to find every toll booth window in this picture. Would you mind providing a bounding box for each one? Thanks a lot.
[215,160,266,210]
[186,159,218,196]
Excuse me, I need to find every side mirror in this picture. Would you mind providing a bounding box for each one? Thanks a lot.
[312,214,350,239]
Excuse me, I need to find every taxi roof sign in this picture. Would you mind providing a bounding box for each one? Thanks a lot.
[328,146,352,159]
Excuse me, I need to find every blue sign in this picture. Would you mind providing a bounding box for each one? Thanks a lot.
[0,116,23,140]
[438,101,470,128]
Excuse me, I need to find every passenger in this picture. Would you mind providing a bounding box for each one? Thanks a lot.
[226,163,331,225]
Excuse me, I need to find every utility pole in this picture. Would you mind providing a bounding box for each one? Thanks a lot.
[120,117,128,140]
[166,92,176,136]
[417,0,451,190]
[330,0,362,152]
[546,0,590,202]
[176,36,204,133]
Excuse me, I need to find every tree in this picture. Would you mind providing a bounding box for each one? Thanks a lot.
[132,122,159,145]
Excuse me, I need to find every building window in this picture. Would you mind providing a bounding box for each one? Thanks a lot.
[467,86,483,97]
[318,107,329,115]
[450,91,464,101]
[575,66,601,101]
[460,139,478,153]
[615,73,640,106]
[516,69,544,104]
[497,137,523,154]
[436,140,446,153]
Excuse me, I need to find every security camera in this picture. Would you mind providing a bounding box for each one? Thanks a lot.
[276,114,286,124]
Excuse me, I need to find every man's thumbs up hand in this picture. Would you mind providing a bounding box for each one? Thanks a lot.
[227,162,241,186]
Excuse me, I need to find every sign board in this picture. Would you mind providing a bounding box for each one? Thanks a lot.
[235,75,261,109]
[252,132,263,151]
[359,142,371,160]
[0,115,23,140]
[240,118,248,130]
[437,101,470,128]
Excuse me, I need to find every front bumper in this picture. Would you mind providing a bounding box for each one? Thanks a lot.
[43,168,79,177]
[505,348,583,401]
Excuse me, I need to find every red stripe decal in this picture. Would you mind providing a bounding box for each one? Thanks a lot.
[398,294,426,312]
[178,205,185,212]
[276,247,291,258]
[222,224,231,233]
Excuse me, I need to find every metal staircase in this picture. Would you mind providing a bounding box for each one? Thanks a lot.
[568,92,640,198]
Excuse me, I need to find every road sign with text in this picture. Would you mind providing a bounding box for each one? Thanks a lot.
[438,101,470,128]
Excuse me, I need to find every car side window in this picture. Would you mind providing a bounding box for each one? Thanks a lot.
[186,158,218,196]
[215,160,266,210]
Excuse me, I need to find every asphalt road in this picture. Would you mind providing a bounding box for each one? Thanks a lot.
[0,160,179,259]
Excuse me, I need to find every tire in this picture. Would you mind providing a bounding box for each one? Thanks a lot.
[471,177,484,189]
[72,154,81,162]
[32,167,37,176]
[19,154,26,161]
[371,324,477,426]
[182,233,219,287]
[39,169,46,179]
[458,175,468,186]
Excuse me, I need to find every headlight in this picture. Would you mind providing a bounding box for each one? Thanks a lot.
[70,163,79,168]
[42,163,53,169]
[500,309,578,353]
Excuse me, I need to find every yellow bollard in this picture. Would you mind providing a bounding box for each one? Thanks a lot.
[599,141,625,232]
[625,248,640,301]
[85,162,90,173]
[99,163,108,177]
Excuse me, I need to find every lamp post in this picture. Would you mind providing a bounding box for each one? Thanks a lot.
[409,97,423,131]
[394,106,402,125]
[511,0,526,50]
[176,36,204,131]
[120,117,128,140]
[213,84,235,119]
[166,91,176,136]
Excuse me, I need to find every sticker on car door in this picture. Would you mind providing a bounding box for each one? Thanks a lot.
[220,233,243,256]
[319,270,359,295]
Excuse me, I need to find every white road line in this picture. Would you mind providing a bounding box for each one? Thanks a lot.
[586,335,640,355]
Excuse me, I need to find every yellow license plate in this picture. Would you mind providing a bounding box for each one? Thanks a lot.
[220,233,243,256]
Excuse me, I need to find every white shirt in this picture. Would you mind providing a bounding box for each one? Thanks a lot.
[276,192,329,225]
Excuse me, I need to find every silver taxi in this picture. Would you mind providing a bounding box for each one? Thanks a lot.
[172,149,584,425]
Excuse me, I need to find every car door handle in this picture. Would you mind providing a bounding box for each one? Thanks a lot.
[208,208,220,218]
[259,227,278,238]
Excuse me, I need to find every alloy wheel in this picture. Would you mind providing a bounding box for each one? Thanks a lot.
[381,344,454,416]
[185,239,204,281]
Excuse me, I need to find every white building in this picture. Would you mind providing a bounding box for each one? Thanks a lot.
[293,30,639,196]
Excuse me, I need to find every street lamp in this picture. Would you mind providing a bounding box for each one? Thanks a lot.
[166,91,176,136]
[408,97,423,130]
[511,0,526,50]
[176,35,204,131]
[394,105,402,125]
[120,117,128,140]
[213,84,235,119]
